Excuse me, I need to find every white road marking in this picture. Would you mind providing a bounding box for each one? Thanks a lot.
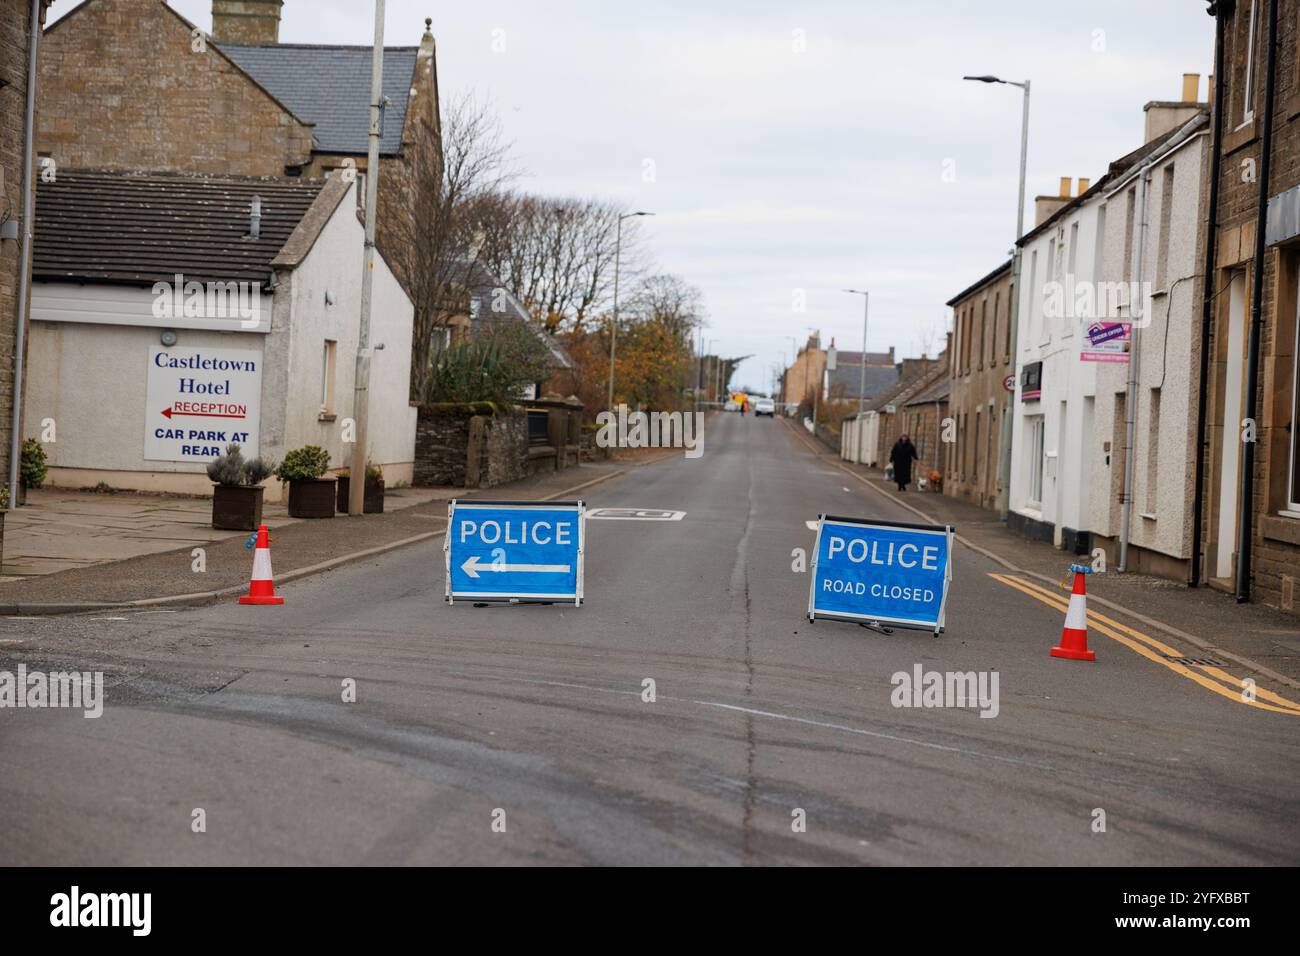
[806,520,819,530]
[586,508,686,521]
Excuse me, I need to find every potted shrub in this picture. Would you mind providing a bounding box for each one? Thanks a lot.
[18,438,47,506]
[276,445,335,519]
[207,444,275,531]
[335,463,384,514]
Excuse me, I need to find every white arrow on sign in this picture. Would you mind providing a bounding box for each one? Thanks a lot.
[461,555,572,579]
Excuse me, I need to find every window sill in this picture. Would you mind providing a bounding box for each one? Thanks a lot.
[1261,513,1300,547]
[318,412,337,423]
[1139,512,1157,521]
[1224,118,1257,155]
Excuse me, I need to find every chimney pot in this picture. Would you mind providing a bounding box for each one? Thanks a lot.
[1077,177,1090,195]
[250,195,262,239]
[1182,72,1200,103]
[1058,176,1071,198]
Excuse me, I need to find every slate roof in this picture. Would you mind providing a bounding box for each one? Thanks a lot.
[218,43,419,156]
[826,361,899,401]
[830,349,894,367]
[904,374,951,406]
[863,360,944,413]
[33,170,325,286]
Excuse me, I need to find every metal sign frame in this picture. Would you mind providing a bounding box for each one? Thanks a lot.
[807,514,954,635]
[445,499,585,607]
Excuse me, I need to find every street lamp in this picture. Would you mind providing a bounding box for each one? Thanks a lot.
[963,73,1030,519]
[843,289,870,414]
[608,211,654,410]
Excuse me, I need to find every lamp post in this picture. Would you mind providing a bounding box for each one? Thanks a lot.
[607,211,654,411]
[963,74,1030,520]
[843,289,870,414]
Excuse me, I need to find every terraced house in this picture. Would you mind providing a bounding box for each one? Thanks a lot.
[1195,0,1300,614]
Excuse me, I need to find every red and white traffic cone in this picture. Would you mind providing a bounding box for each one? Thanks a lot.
[1050,564,1094,661]
[239,524,284,606]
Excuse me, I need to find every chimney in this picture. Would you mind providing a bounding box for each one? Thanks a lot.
[1034,179,1074,226]
[1077,177,1091,194]
[249,195,262,239]
[212,0,284,45]
[1143,73,1204,143]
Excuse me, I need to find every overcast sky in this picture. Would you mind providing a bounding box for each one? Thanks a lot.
[58,1,1214,393]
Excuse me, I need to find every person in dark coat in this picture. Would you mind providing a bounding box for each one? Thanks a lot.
[889,433,919,492]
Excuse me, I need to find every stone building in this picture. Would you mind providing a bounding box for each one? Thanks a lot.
[36,0,440,312]
[1,1,52,511]
[1195,0,1300,613]
[900,367,951,488]
[945,260,1013,510]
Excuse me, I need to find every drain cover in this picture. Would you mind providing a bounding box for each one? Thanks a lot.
[1164,655,1224,666]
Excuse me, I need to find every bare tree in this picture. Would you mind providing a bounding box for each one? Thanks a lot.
[476,194,645,334]
[625,273,704,342]
[381,92,515,396]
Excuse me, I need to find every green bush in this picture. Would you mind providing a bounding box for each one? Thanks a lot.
[337,463,383,481]
[275,446,332,483]
[420,323,550,405]
[20,438,47,488]
[207,444,275,487]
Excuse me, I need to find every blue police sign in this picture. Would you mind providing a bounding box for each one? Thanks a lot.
[445,500,585,605]
[808,515,953,633]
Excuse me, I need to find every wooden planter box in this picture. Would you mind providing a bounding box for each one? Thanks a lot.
[212,484,264,531]
[335,476,385,514]
[287,478,336,518]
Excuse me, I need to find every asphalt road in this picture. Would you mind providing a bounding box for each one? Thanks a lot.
[2,412,1298,865]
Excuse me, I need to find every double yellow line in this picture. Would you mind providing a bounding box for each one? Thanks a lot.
[989,573,1300,717]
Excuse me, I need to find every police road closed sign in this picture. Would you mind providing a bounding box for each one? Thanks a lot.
[809,515,953,633]
[144,346,261,463]
[446,500,585,605]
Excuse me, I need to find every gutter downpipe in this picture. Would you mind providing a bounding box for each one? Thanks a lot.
[1118,168,1149,573]
[1237,0,1278,603]
[1191,0,1230,588]
[8,0,42,511]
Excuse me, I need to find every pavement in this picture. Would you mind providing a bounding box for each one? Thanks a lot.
[795,423,1300,688]
[0,465,626,612]
[0,484,444,579]
[1,412,1297,865]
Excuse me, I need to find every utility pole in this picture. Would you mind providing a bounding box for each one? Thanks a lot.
[349,0,385,516]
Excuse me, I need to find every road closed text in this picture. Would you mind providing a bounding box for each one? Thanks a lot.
[821,579,936,603]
